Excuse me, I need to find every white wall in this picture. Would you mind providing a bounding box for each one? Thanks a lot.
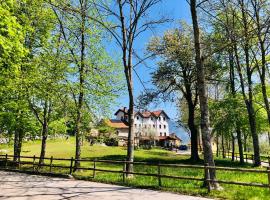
[134,113,169,137]
[115,110,170,137]
[117,129,129,137]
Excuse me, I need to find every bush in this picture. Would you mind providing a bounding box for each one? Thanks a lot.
[104,137,118,146]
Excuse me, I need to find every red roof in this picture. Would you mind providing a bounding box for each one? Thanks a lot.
[114,108,170,119]
[151,110,163,117]
[105,119,128,129]
[140,111,152,117]
[136,110,170,119]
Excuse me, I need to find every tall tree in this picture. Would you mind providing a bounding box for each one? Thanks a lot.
[51,0,123,169]
[250,0,270,126]
[145,25,200,162]
[189,0,219,189]
[16,0,60,165]
[27,40,67,165]
[80,0,169,176]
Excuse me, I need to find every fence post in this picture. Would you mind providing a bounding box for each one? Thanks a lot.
[5,154,8,169]
[245,154,248,163]
[33,155,36,171]
[122,160,126,183]
[49,156,53,173]
[252,154,254,164]
[93,159,96,178]
[158,162,161,187]
[204,163,211,192]
[69,157,74,175]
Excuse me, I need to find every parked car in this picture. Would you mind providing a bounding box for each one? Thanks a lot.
[179,145,188,150]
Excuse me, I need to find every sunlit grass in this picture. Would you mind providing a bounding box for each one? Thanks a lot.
[1,137,270,199]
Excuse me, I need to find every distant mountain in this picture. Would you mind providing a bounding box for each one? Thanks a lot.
[168,120,190,144]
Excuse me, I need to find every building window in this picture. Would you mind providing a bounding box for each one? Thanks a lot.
[158,117,161,121]
[121,116,124,120]
[160,132,162,136]
[151,117,153,120]
[137,116,139,120]
[159,125,161,129]
[163,117,166,121]
[135,124,137,128]
[164,132,166,136]
[144,125,147,128]
[164,125,166,128]
[153,125,155,128]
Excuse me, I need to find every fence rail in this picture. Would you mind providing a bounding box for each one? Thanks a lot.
[0,154,270,192]
[216,151,270,165]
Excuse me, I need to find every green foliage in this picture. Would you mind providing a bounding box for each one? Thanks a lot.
[0,0,26,69]
[53,0,125,130]
[97,120,116,134]
[209,93,248,136]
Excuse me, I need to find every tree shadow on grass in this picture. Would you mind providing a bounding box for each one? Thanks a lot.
[82,153,256,168]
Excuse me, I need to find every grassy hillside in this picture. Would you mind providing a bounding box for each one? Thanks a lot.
[0,137,189,162]
[0,137,269,200]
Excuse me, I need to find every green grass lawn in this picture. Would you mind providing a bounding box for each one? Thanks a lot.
[1,137,270,200]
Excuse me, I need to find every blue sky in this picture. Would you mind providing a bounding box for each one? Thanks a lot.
[112,0,191,123]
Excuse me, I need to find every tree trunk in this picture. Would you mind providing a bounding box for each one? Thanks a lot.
[228,50,244,164]
[188,97,200,162]
[222,133,225,158]
[39,122,48,165]
[190,0,218,189]
[231,134,235,161]
[244,134,247,152]
[253,1,270,127]
[247,103,261,166]
[233,41,261,166]
[268,132,270,146]
[13,130,20,162]
[125,54,135,177]
[216,136,219,157]
[117,0,135,177]
[126,92,134,177]
[39,100,49,166]
[260,76,270,125]
[226,138,230,156]
[74,0,87,170]
[240,0,261,166]
[198,127,202,151]
[236,127,244,164]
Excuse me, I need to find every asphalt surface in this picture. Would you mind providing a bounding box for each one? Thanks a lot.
[0,171,211,200]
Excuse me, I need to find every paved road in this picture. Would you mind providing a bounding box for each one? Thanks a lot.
[0,171,210,200]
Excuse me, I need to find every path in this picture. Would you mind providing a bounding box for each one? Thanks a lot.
[0,171,210,200]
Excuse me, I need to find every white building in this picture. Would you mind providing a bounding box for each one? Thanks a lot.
[115,108,170,137]
[107,107,181,147]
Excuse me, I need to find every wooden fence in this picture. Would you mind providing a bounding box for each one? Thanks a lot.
[216,151,270,165]
[0,154,270,192]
